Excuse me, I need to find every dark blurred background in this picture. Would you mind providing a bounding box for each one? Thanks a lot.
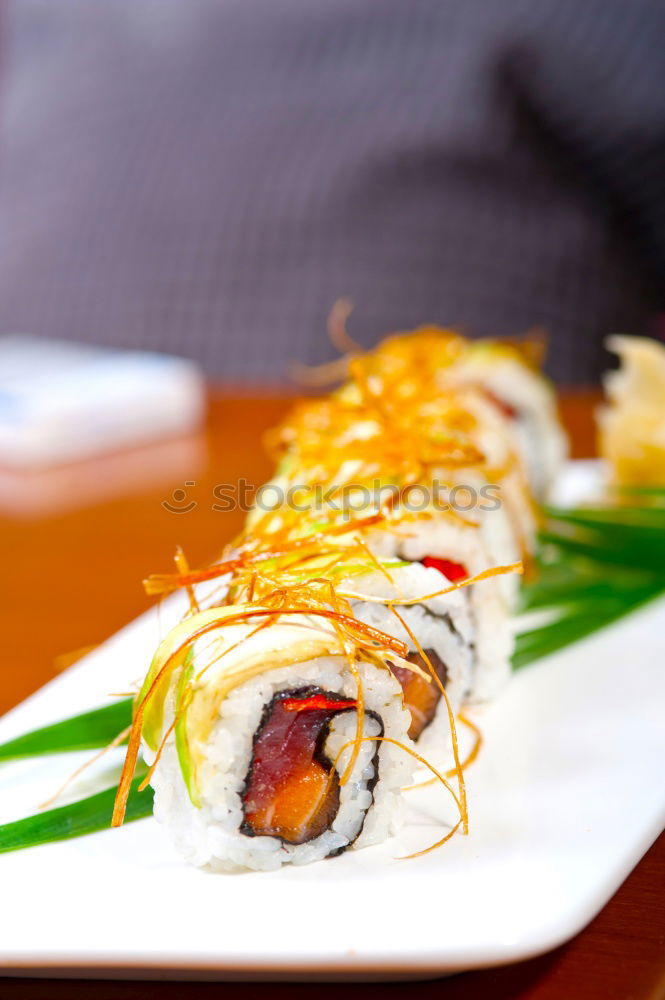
[0,0,663,383]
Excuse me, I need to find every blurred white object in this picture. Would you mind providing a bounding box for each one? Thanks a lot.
[0,432,205,518]
[0,336,206,468]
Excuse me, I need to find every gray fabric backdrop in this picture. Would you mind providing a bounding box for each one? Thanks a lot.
[0,0,663,383]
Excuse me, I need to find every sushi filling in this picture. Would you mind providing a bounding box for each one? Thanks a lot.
[382,556,469,740]
[421,555,468,583]
[373,556,469,740]
[389,648,448,740]
[241,686,381,846]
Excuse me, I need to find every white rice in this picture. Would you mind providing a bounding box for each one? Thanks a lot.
[345,562,473,763]
[447,389,537,567]
[146,654,414,872]
[365,519,514,702]
[447,355,567,499]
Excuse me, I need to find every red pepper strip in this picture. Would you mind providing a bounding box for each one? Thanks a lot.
[281,694,357,713]
[422,556,468,583]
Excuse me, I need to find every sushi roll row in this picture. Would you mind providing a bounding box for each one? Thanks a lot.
[114,327,566,870]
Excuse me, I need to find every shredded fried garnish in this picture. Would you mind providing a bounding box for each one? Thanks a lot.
[327,297,361,357]
[457,711,483,772]
[328,735,466,859]
[120,533,520,828]
[290,324,547,388]
[273,323,541,562]
[112,597,416,826]
[40,724,132,810]
[338,561,523,605]
[387,604,467,833]
[143,510,389,597]
[174,546,200,615]
[403,712,483,791]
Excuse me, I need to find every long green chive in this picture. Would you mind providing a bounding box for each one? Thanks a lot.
[0,776,152,854]
[0,699,133,762]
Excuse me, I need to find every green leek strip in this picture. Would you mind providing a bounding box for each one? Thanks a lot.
[0,699,133,762]
[520,561,661,612]
[174,662,199,809]
[545,505,665,529]
[611,484,665,496]
[513,583,664,669]
[538,532,665,573]
[0,777,152,854]
[543,527,665,563]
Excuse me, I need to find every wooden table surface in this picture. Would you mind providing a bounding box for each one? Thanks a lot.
[1,388,663,998]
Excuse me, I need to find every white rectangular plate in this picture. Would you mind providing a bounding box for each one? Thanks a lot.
[1,463,664,980]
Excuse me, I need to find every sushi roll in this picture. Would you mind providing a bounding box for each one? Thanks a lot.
[368,325,567,499]
[272,345,538,586]
[243,495,515,705]
[256,388,523,702]
[173,387,522,715]
[301,323,567,501]
[344,560,473,761]
[115,605,416,871]
[364,514,515,702]
[439,384,536,605]
[442,338,568,500]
